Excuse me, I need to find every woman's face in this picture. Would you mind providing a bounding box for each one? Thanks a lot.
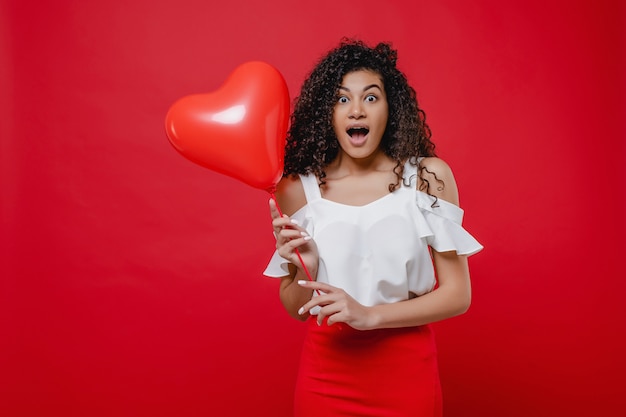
[332,70,389,161]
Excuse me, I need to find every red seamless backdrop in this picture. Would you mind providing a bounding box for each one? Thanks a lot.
[1,1,625,416]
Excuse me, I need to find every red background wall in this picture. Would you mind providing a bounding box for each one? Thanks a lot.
[1,1,625,416]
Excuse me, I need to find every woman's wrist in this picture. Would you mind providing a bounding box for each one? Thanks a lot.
[365,305,383,330]
[295,265,317,282]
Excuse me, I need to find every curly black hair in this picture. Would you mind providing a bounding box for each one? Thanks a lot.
[284,38,438,193]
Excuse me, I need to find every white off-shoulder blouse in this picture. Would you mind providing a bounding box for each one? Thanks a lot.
[263,159,483,307]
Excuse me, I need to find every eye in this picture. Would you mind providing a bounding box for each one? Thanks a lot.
[365,94,377,102]
[338,96,349,104]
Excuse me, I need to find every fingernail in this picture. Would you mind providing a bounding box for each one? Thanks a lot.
[297,280,307,285]
[290,219,300,225]
[298,307,305,315]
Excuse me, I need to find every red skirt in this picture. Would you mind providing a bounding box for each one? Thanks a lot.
[294,317,442,417]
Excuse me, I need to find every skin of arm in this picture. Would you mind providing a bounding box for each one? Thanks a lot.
[270,175,318,321]
[297,157,473,330]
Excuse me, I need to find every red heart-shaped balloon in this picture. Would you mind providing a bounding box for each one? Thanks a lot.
[165,61,290,193]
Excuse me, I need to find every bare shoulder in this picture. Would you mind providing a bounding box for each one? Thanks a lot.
[417,157,460,206]
[274,174,307,216]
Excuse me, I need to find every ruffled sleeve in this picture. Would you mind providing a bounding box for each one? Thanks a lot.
[263,250,291,277]
[415,191,483,256]
[262,206,312,278]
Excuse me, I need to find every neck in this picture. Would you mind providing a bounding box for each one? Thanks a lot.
[327,150,394,176]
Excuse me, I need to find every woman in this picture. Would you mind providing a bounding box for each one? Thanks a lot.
[264,39,482,417]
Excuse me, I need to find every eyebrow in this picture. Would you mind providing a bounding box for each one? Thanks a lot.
[338,84,383,93]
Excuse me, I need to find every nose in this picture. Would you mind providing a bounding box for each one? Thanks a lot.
[349,101,365,118]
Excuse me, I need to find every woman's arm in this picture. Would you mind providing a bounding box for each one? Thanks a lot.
[297,251,470,329]
[297,157,473,330]
[366,250,470,328]
[278,266,316,321]
[270,176,319,321]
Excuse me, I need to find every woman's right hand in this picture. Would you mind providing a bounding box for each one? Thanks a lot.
[269,198,319,278]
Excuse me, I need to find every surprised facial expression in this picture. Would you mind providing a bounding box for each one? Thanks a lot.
[332,70,389,161]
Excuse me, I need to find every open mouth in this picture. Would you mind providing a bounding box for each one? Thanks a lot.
[347,127,369,137]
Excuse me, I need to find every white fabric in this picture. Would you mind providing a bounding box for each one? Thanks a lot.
[263,160,483,307]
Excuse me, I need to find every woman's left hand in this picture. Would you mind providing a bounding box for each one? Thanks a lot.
[296,280,377,330]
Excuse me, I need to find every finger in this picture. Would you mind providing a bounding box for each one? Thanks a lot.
[297,280,336,293]
[325,311,344,327]
[297,293,327,316]
[278,235,312,259]
[317,304,345,326]
[270,199,303,227]
[273,216,303,233]
[278,229,310,242]
[279,238,306,255]
[297,292,338,317]
[269,198,281,220]
[275,221,305,235]
[277,229,304,245]
[272,216,295,239]
[271,217,286,232]
[275,224,310,249]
